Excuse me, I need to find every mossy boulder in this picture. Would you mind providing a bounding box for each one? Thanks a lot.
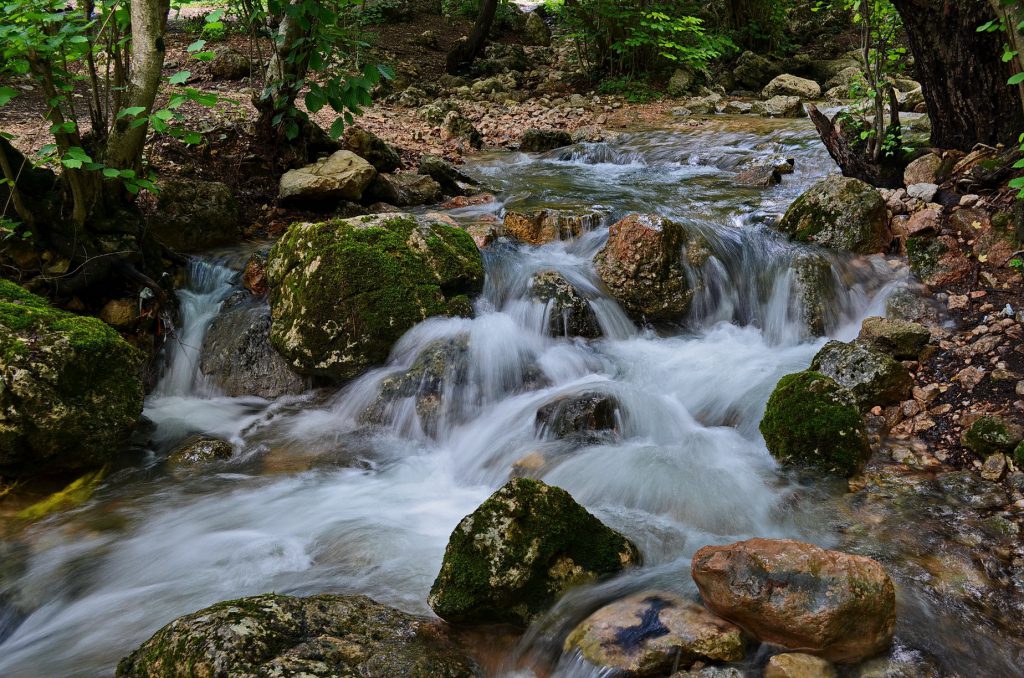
[857,316,930,359]
[429,478,641,626]
[267,214,484,381]
[810,340,912,410]
[776,176,889,253]
[116,593,481,678]
[962,416,1023,457]
[0,280,143,476]
[759,370,871,477]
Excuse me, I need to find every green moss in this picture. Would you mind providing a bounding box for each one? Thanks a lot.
[1015,441,1024,467]
[963,416,1017,457]
[760,370,871,477]
[906,236,946,279]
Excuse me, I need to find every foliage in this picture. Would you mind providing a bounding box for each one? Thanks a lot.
[981,0,1024,195]
[442,0,520,31]
[596,77,660,103]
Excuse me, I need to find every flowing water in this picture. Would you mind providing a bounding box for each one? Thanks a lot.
[0,117,1015,676]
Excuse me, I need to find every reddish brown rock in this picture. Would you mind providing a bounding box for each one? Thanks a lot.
[904,208,940,237]
[691,539,895,663]
[243,253,268,296]
[502,209,602,245]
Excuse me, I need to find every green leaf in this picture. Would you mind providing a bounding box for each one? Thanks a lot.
[168,71,191,85]
[187,39,207,52]
[117,106,147,119]
[183,132,202,145]
[329,117,346,139]
[1009,176,1024,189]
[1009,72,1024,86]
[61,158,83,169]
[102,168,120,178]
[1013,159,1024,169]
[0,86,19,107]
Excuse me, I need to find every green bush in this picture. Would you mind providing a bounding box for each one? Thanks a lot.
[596,76,660,103]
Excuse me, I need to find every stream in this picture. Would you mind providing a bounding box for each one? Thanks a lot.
[0,116,1019,677]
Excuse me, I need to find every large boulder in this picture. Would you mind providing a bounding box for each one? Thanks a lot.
[428,478,641,626]
[116,594,481,678]
[503,209,602,245]
[418,155,479,196]
[530,271,601,338]
[762,74,821,100]
[752,95,804,118]
[759,370,871,477]
[267,214,483,381]
[691,539,896,664]
[565,592,745,676]
[365,173,442,207]
[151,179,241,252]
[595,214,706,323]
[857,316,929,360]
[523,11,551,46]
[520,128,573,153]
[810,340,912,410]
[0,281,143,476]
[345,127,401,173]
[278,150,377,204]
[209,46,250,80]
[732,51,783,91]
[776,176,889,253]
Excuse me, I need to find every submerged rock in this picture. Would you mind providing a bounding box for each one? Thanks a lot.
[565,592,745,676]
[267,213,483,381]
[0,280,143,476]
[536,392,618,440]
[151,179,241,252]
[691,538,895,663]
[116,593,481,678]
[278,150,377,204]
[166,436,233,467]
[811,340,912,410]
[857,316,930,360]
[776,176,889,253]
[764,653,837,678]
[429,478,641,626]
[530,271,601,338]
[520,128,573,152]
[502,209,602,245]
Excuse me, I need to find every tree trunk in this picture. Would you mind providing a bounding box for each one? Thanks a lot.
[807,105,904,188]
[890,0,1024,150]
[446,0,499,74]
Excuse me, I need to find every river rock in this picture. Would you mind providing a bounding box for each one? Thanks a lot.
[166,436,233,467]
[792,253,838,337]
[536,392,618,441]
[209,46,250,80]
[824,66,861,91]
[278,150,377,204]
[524,11,551,46]
[760,370,870,477]
[691,539,896,663]
[418,155,478,195]
[345,126,401,173]
[776,176,889,253]
[734,164,781,187]
[565,592,745,676]
[764,653,837,678]
[531,271,601,339]
[502,209,602,245]
[116,593,481,678]
[682,93,722,115]
[857,316,929,359]
[444,111,483,149]
[429,478,641,626]
[762,74,821,100]
[753,95,804,118]
[903,153,942,187]
[0,280,143,476]
[595,214,704,323]
[732,51,782,90]
[811,340,912,409]
[365,172,442,207]
[151,179,241,252]
[267,213,483,381]
[962,416,1023,457]
[668,68,696,96]
[242,252,268,296]
[520,128,573,152]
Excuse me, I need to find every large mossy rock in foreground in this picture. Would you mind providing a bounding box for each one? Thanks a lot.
[776,176,889,254]
[267,214,484,381]
[429,478,641,626]
[116,594,481,678]
[759,370,870,477]
[0,280,143,476]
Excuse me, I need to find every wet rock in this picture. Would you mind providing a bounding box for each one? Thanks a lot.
[962,416,1023,457]
[595,214,703,323]
[935,470,1007,510]
[166,436,233,467]
[418,155,478,195]
[857,317,930,360]
[903,153,942,186]
[428,478,640,626]
[242,252,268,296]
[811,340,912,409]
[345,127,401,173]
[764,653,837,678]
[691,538,895,663]
[502,209,602,245]
[209,46,250,80]
[753,95,804,118]
[734,164,781,187]
[267,213,483,381]
[762,74,821,100]
[99,298,139,328]
[0,281,143,476]
[520,128,574,152]
[444,111,483,149]
[278,150,377,204]
[365,173,442,207]
[116,593,481,678]
[565,592,745,676]
[793,253,838,337]
[152,179,241,252]
[760,370,870,477]
[523,11,551,46]
[530,271,601,339]
[536,392,618,440]
[777,176,888,253]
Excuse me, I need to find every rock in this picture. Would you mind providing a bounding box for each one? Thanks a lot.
[523,11,551,46]
[413,30,439,49]
[418,155,478,195]
[793,253,838,337]
[444,111,483,149]
[811,58,860,84]
[209,46,250,80]
[671,107,693,118]
[152,179,241,252]
[166,436,233,467]
[520,128,573,152]
[682,93,722,115]
[734,164,781,187]
[885,288,940,325]
[811,340,912,409]
[99,298,139,328]
[962,416,1023,457]
[906,182,938,202]
[762,74,821,100]
[764,653,837,678]
[345,127,401,173]
[776,176,889,253]
[981,453,1008,482]
[536,392,618,440]
[428,478,640,626]
[668,68,696,96]
[0,281,143,476]
[365,172,442,207]
[267,213,483,381]
[935,470,1007,509]
[857,316,930,359]
[691,539,895,663]
[760,370,870,477]
[116,593,481,678]
[903,208,940,237]
[903,153,942,186]
[824,66,862,91]
[906,235,972,287]
[564,592,745,676]
[595,214,705,323]
[724,100,753,114]
[897,87,924,112]
[201,299,309,398]
[530,271,601,338]
[503,209,601,245]
[278,150,377,204]
[753,95,804,118]
[732,51,782,90]
[242,252,268,296]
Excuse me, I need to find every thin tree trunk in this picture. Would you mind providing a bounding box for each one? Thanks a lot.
[447,0,499,74]
[807,104,903,188]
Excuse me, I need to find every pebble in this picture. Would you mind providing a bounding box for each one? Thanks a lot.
[955,366,986,390]
[982,454,1008,482]
[948,295,969,310]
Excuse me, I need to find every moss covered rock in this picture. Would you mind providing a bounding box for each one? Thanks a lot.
[116,593,481,678]
[0,280,143,476]
[429,478,641,626]
[267,213,484,381]
[810,340,912,410]
[759,370,871,477]
[776,177,889,253]
[962,416,1023,457]
[857,316,930,359]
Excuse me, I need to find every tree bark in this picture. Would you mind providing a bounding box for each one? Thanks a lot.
[447,0,499,74]
[807,105,904,188]
[890,0,1024,150]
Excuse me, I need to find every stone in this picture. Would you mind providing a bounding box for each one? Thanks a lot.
[668,68,696,96]
[760,370,871,477]
[418,155,478,195]
[365,172,442,207]
[278,150,377,204]
[209,47,250,80]
[530,271,601,338]
[724,100,753,114]
[444,111,483,149]
[732,51,782,90]
[267,213,483,381]
[762,74,821,99]
[857,316,930,359]
[116,594,481,678]
[166,436,233,467]
[0,281,143,476]
[903,208,940,237]
[152,179,241,252]
[897,87,924,112]
[764,653,837,678]
[906,183,938,203]
[734,164,781,187]
[811,340,912,409]
[242,252,268,296]
[565,592,745,676]
[503,209,602,245]
[428,478,640,626]
[824,66,862,91]
[903,153,942,187]
[776,176,889,253]
[345,127,401,173]
[536,392,618,441]
[520,128,573,152]
[907,235,973,287]
[99,298,139,328]
[962,416,1023,457]
[793,253,838,337]
[954,365,986,390]
[691,538,896,663]
[523,11,551,46]
[981,453,1008,482]
[754,95,804,118]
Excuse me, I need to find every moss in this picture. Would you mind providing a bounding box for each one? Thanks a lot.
[16,466,107,520]
[906,236,946,279]
[1015,441,1024,468]
[963,416,1018,457]
[760,370,871,477]
[777,177,887,253]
